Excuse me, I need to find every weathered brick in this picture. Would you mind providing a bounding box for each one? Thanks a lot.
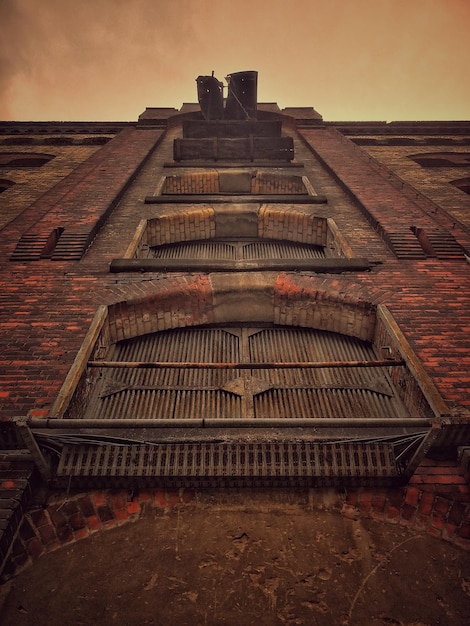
[77,496,96,518]
[404,486,420,507]
[96,505,114,523]
[447,501,467,527]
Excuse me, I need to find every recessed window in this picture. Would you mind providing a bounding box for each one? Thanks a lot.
[112,209,358,272]
[0,152,55,168]
[450,177,470,196]
[0,178,15,193]
[408,152,470,168]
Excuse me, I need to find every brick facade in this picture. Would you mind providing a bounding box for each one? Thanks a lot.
[0,107,469,578]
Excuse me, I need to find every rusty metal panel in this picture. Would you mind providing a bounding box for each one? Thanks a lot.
[86,328,242,420]
[248,328,405,419]
[149,242,237,260]
[146,240,326,261]
[85,326,407,422]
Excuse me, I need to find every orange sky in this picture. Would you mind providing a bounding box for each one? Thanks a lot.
[1,0,469,122]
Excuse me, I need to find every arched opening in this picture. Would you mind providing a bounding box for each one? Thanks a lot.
[26,278,444,487]
[51,274,442,425]
[112,207,357,274]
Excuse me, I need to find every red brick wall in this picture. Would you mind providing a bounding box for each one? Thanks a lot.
[1,118,469,581]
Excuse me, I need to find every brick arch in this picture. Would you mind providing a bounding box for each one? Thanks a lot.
[107,273,377,343]
[144,206,328,249]
[6,480,469,580]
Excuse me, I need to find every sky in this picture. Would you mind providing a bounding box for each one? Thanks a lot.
[1,0,469,122]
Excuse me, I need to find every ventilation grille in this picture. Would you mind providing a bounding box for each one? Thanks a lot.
[10,233,52,261]
[56,441,401,487]
[380,229,427,259]
[416,229,466,260]
[380,226,467,260]
[10,228,91,262]
[50,230,91,260]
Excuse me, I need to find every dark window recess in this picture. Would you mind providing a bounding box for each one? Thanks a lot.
[0,152,55,168]
[173,136,295,162]
[450,177,470,196]
[0,178,15,193]
[409,152,470,168]
[3,137,35,145]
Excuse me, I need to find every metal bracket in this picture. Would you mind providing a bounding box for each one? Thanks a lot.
[13,417,52,482]
[400,419,442,480]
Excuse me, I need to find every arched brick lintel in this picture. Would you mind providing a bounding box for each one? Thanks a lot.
[107,273,378,343]
[144,206,328,249]
[274,272,377,341]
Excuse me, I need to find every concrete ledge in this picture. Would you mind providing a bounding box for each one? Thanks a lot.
[109,258,372,273]
[145,194,328,204]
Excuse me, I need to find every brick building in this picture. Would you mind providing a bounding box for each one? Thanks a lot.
[1,76,470,579]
